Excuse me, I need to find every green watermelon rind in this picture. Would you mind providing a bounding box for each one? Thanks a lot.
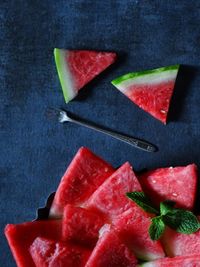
[139,263,154,267]
[54,48,77,103]
[111,65,180,86]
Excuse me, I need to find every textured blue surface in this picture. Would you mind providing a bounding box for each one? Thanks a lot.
[1,1,200,266]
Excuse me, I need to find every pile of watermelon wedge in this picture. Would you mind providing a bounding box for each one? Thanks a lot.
[5,147,200,266]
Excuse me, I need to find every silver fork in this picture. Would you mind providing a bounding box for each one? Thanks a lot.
[52,108,157,152]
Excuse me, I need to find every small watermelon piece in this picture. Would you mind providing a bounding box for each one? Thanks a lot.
[54,48,117,103]
[111,65,179,124]
[85,162,142,220]
[139,164,197,210]
[50,147,114,218]
[4,220,61,267]
[113,207,165,261]
[62,204,105,247]
[85,227,137,267]
[162,217,200,257]
[30,237,91,267]
[141,255,200,267]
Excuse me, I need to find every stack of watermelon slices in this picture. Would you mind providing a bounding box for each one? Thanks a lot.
[5,147,200,266]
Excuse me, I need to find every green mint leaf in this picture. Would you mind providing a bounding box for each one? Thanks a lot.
[149,217,165,240]
[160,200,176,215]
[163,210,200,234]
[126,192,159,215]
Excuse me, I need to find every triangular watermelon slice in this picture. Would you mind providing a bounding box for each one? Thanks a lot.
[139,164,197,210]
[54,48,117,103]
[141,255,200,267]
[111,65,179,124]
[113,207,165,261]
[30,237,91,267]
[4,220,61,267]
[62,204,105,247]
[85,162,142,220]
[85,227,138,267]
[162,217,200,257]
[49,147,114,218]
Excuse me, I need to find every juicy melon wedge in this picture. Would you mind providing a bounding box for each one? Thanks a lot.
[4,220,61,267]
[30,237,91,267]
[85,162,142,220]
[85,227,137,267]
[54,48,117,103]
[141,255,200,267]
[111,65,179,124]
[50,147,114,218]
[139,163,197,210]
[161,217,200,257]
[62,205,105,247]
[113,207,165,261]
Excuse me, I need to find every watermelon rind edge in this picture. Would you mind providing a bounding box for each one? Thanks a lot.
[139,263,153,267]
[54,48,77,103]
[111,65,180,86]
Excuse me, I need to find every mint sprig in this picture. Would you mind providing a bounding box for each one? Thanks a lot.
[126,192,159,215]
[127,191,200,240]
[160,200,176,215]
[162,210,199,234]
[149,217,165,240]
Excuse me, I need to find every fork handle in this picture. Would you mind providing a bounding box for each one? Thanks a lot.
[67,116,157,153]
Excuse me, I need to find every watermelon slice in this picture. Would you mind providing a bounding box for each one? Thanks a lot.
[54,48,117,103]
[30,237,91,267]
[62,204,105,247]
[113,207,165,261]
[111,65,179,124]
[162,217,200,257]
[4,220,61,267]
[85,227,137,267]
[85,162,142,220]
[139,164,197,210]
[50,147,114,218]
[140,255,200,266]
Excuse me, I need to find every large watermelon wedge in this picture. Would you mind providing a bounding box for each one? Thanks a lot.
[140,255,200,266]
[30,237,91,267]
[62,204,105,247]
[85,162,142,220]
[161,217,200,257]
[113,207,165,261]
[50,147,114,218]
[4,220,61,267]
[54,48,117,103]
[139,164,197,210]
[111,65,179,124]
[85,227,137,267]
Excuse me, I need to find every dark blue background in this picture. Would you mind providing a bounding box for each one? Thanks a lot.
[1,1,200,266]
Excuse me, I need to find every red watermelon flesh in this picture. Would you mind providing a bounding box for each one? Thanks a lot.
[111,65,179,124]
[141,255,200,267]
[85,228,137,267]
[50,147,114,218]
[161,217,200,257]
[4,220,61,267]
[85,162,142,220]
[54,48,117,103]
[30,237,91,267]
[139,164,197,210]
[113,207,165,261]
[62,204,105,247]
